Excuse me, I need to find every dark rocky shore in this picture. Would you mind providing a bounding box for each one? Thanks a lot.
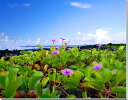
[0,43,126,58]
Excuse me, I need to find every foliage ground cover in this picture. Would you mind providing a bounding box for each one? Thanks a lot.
[0,42,126,98]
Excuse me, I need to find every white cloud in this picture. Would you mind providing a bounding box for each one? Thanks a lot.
[0,33,46,49]
[22,3,31,7]
[0,33,10,44]
[7,3,31,8]
[73,29,125,45]
[7,3,19,8]
[35,37,41,45]
[82,29,110,44]
[68,2,92,8]
[0,33,5,37]
[77,32,81,36]
[44,40,49,45]
[27,39,31,43]
[0,30,126,50]
[110,32,126,43]
[95,29,110,44]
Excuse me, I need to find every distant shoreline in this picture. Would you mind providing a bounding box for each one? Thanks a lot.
[0,43,126,50]
[0,43,126,58]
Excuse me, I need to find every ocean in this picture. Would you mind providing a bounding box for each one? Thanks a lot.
[0,45,84,50]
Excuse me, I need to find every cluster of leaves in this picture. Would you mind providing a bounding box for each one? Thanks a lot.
[0,45,126,98]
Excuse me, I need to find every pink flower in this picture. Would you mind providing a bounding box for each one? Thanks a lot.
[63,42,68,45]
[92,64,103,70]
[60,38,66,41]
[51,39,56,44]
[58,45,62,49]
[62,69,74,76]
[97,44,103,49]
[52,50,60,55]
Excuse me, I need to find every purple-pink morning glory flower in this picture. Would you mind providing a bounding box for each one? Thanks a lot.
[97,44,103,49]
[60,38,66,41]
[92,64,103,70]
[97,44,102,47]
[107,54,110,56]
[62,69,74,76]
[58,45,62,49]
[52,51,60,55]
[51,39,56,44]
[63,42,68,45]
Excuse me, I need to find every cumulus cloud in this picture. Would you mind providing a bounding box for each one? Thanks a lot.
[68,2,92,8]
[0,30,126,50]
[74,29,125,45]
[95,29,110,44]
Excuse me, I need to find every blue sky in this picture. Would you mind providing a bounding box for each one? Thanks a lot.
[0,0,126,48]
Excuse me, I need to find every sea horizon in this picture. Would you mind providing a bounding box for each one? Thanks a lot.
[0,43,126,50]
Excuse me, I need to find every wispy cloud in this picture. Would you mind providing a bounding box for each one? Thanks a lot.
[68,2,92,8]
[7,3,19,8]
[22,3,31,7]
[7,3,31,8]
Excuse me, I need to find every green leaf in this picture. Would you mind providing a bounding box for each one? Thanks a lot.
[21,71,29,92]
[35,81,42,96]
[39,94,51,98]
[42,77,49,87]
[66,94,76,98]
[118,46,125,51]
[50,90,59,98]
[68,65,77,69]
[3,68,21,98]
[77,62,85,68]
[115,70,126,84]
[98,92,104,98]
[80,54,86,61]
[117,93,126,98]
[65,71,83,90]
[93,72,102,79]
[50,46,56,51]
[42,88,50,95]
[23,66,32,72]
[82,91,88,98]
[44,64,49,71]
[20,50,27,54]
[37,45,43,50]
[112,86,126,94]
[48,69,56,81]
[115,61,123,69]
[27,51,33,55]
[8,68,19,85]
[28,71,43,90]
[3,77,21,98]
[84,67,93,78]
[91,80,105,90]
[101,68,112,83]
[81,82,94,88]
[0,72,8,89]
[112,86,126,98]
